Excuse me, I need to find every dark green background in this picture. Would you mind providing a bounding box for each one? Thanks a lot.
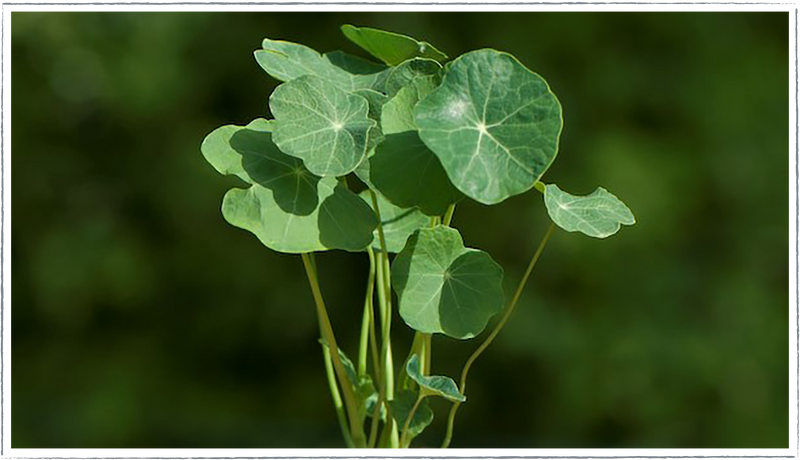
[11,12,789,448]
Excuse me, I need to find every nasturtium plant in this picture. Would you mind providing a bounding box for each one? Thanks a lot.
[201,25,635,449]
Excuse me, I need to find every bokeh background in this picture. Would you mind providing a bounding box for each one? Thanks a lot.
[11,12,789,448]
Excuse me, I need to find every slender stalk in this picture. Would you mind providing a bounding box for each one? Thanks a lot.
[358,249,377,377]
[399,395,424,448]
[443,204,456,227]
[366,248,382,384]
[440,223,556,448]
[322,345,355,448]
[301,254,367,448]
[423,334,432,375]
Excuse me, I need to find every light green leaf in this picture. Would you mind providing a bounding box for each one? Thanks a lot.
[406,355,465,402]
[270,75,376,177]
[341,25,447,66]
[384,58,443,98]
[368,132,463,216]
[390,389,434,440]
[359,190,429,253]
[256,39,389,92]
[201,120,377,253]
[354,89,388,152]
[415,49,563,205]
[544,184,635,238]
[392,226,504,339]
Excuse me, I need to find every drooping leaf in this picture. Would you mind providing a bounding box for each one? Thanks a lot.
[256,39,389,92]
[392,226,504,339]
[368,132,463,216]
[320,339,378,421]
[406,355,465,402]
[359,190,429,253]
[201,120,377,253]
[390,389,434,440]
[270,75,376,177]
[415,49,563,205]
[354,89,388,152]
[341,24,447,66]
[544,184,635,238]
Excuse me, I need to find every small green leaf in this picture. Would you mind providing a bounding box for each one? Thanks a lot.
[320,340,377,421]
[544,184,635,238]
[256,39,389,92]
[384,58,443,98]
[406,355,465,402]
[271,76,376,177]
[390,389,434,440]
[341,25,447,66]
[368,132,463,216]
[359,190,429,254]
[201,120,377,253]
[354,89,388,152]
[392,226,504,339]
[415,49,563,205]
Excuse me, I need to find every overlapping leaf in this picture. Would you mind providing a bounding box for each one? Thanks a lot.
[544,184,635,238]
[406,355,465,402]
[392,227,504,339]
[415,49,563,205]
[341,25,447,66]
[390,389,434,441]
[256,39,389,92]
[359,190,429,254]
[271,76,376,177]
[200,119,377,253]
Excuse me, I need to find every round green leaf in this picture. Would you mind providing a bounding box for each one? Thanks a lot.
[415,49,563,205]
[368,132,463,216]
[544,183,635,238]
[406,354,465,402]
[256,39,389,92]
[201,120,377,253]
[341,24,447,66]
[392,226,504,339]
[270,75,377,177]
[359,190,429,253]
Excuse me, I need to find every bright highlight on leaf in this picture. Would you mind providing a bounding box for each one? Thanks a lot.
[544,184,635,238]
[406,355,466,402]
[341,24,448,66]
[392,227,504,339]
[201,120,377,253]
[256,39,389,92]
[270,75,376,177]
[415,49,563,205]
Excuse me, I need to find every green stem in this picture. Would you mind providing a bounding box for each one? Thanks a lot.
[534,180,546,194]
[440,223,556,448]
[301,254,367,448]
[423,334,432,375]
[443,204,456,227]
[322,344,355,448]
[358,249,377,377]
[399,395,424,448]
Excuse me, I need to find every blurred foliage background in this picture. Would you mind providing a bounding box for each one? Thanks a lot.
[11,12,788,448]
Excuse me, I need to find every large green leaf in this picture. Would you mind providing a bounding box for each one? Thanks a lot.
[392,226,504,339]
[544,184,635,238]
[415,49,563,205]
[340,25,447,66]
[368,132,463,216]
[359,190,429,254]
[390,389,434,441]
[201,120,377,253]
[255,39,388,92]
[406,355,465,402]
[270,76,376,177]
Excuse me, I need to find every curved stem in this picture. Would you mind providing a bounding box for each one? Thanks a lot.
[400,395,424,448]
[322,344,355,448]
[301,254,367,448]
[440,223,556,448]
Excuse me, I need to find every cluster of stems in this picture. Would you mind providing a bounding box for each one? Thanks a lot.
[300,189,555,448]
